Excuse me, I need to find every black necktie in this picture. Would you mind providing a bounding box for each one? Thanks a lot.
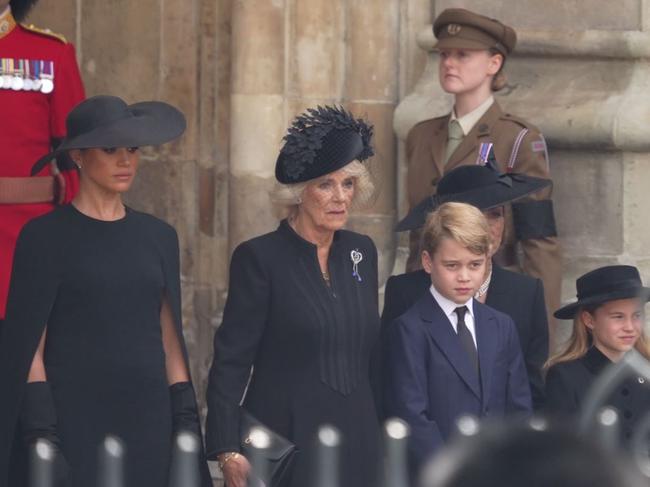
[455,306,479,374]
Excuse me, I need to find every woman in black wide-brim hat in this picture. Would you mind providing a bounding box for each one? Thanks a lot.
[0,95,211,487]
[205,106,380,487]
[545,265,650,451]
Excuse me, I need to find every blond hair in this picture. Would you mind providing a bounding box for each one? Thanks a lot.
[488,48,507,92]
[420,202,490,257]
[545,303,650,369]
[270,160,374,219]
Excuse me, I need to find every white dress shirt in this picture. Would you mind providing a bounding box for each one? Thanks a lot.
[429,285,477,347]
[450,95,495,136]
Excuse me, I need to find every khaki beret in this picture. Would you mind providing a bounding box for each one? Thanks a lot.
[433,8,517,56]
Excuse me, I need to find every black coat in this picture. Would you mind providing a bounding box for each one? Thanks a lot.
[381,265,548,409]
[546,346,650,449]
[206,220,380,487]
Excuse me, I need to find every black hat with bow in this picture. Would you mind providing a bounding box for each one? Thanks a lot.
[275,105,374,184]
[31,95,186,175]
[395,152,551,232]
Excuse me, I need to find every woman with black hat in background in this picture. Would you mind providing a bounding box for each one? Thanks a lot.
[546,265,650,451]
[404,8,562,344]
[0,95,211,487]
[382,158,551,410]
[205,106,380,487]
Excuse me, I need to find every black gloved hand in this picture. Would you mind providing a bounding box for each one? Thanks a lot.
[169,382,213,487]
[20,381,70,487]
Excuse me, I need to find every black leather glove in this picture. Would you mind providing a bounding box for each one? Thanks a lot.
[20,382,70,487]
[169,382,213,487]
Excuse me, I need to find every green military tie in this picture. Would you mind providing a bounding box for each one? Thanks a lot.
[444,119,464,163]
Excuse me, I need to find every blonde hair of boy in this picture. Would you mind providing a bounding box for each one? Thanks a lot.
[420,202,491,257]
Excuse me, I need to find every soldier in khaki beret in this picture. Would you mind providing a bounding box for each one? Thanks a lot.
[404,8,562,343]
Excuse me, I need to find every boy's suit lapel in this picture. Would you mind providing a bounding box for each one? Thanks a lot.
[417,293,481,400]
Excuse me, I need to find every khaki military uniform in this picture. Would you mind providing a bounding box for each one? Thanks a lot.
[405,101,562,338]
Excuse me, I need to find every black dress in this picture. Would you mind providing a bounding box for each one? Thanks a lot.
[206,220,381,487]
[0,204,189,487]
[546,346,650,451]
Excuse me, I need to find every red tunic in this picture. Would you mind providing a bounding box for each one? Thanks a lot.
[0,8,85,317]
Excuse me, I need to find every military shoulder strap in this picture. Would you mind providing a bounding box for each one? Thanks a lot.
[20,23,67,43]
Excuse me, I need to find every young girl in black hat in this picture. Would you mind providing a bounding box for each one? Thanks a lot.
[0,95,211,487]
[545,265,650,451]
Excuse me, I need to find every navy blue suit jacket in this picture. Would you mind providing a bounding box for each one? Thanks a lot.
[381,267,548,409]
[382,291,532,474]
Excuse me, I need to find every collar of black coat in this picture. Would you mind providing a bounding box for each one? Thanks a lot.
[582,346,613,375]
[278,219,343,255]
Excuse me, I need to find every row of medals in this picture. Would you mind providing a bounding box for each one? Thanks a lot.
[0,59,54,93]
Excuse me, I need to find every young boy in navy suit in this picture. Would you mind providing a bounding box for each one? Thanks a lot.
[383,202,531,479]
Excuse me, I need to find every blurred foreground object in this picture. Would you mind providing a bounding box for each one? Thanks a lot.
[420,423,645,487]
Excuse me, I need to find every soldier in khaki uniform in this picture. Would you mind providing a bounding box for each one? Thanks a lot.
[405,8,562,341]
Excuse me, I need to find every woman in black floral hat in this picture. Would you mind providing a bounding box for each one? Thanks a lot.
[206,106,380,487]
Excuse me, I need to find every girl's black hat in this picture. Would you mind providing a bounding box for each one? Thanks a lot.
[275,105,373,184]
[555,265,650,320]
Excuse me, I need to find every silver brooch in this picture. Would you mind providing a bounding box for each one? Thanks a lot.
[351,249,363,282]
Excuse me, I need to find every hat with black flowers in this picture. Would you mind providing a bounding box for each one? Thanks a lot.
[275,105,374,184]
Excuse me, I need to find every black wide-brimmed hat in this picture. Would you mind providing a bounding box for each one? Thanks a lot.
[31,95,186,175]
[395,162,551,232]
[554,265,650,320]
[275,105,374,184]
[10,0,38,22]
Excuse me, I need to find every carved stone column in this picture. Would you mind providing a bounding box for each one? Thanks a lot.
[229,0,286,251]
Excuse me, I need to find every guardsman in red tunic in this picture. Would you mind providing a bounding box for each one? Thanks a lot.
[0,0,85,331]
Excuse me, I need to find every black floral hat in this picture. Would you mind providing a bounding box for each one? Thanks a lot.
[275,105,374,184]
